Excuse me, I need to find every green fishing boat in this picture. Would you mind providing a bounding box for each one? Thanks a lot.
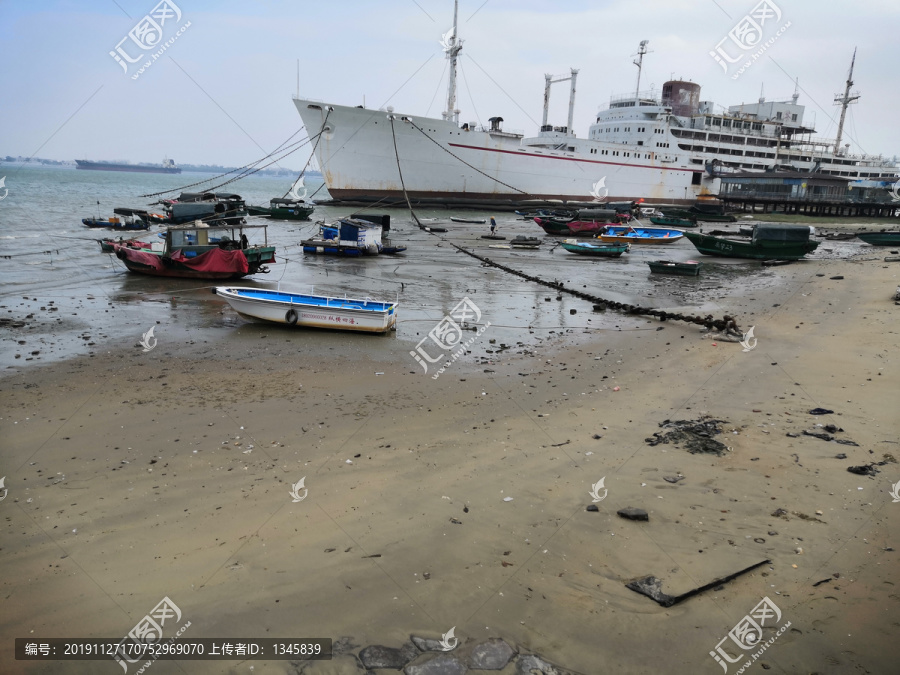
[248,198,314,220]
[691,212,737,222]
[559,240,630,257]
[650,214,697,228]
[688,204,737,222]
[855,231,900,246]
[684,224,818,260]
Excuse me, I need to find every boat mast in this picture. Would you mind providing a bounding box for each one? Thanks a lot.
[833,48,859,156]
[633,40,650,102]
[442,0,463,123]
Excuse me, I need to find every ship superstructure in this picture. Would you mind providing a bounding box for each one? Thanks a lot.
[293,3,896,206]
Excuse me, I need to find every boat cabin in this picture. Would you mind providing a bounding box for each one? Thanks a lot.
[161,192,248,224]
[269,197,310,208]
[165,221,269,257]
[751,224,813,244]
[112,207,151,227]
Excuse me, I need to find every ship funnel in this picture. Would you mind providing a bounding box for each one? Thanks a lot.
[662,81,700,116]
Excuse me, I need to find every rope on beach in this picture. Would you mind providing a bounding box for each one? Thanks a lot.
[447,241,744,336]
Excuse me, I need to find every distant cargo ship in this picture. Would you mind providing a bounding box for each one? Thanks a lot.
[75,158,181,174]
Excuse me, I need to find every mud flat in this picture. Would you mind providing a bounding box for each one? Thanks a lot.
[1,251,898,674]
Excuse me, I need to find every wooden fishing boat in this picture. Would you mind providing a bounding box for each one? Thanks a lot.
[214,286,398,333]
[155,192,248,225]
[597,226,684,244]
[683,224,819,260]
[660,208,694,218]
[534,217,610,236]
[560,240,630,257]
[82,217,149,230]
[688,203,737,222]
[450,216,486,224]
[112,222,275,279]
[509,235,541,249]
[248,197,314,220]
[83,207,151,231]
[647,259,701,276]
[515,208,573,220]
[690,211,737,222]
[650,214,696,228]
[855,231,900,246]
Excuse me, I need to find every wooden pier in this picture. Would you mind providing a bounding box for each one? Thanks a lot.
[721,196,900,218]
[717,170,900,218]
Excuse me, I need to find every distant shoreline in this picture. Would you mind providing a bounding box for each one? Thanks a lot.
[0,159,321,178]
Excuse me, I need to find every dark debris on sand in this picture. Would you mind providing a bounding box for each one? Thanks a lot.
[644,416,730,456]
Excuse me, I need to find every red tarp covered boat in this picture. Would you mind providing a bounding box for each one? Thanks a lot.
[112,222,275,279]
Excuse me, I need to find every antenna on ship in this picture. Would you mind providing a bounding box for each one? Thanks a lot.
[833,48,860,156]
[296,59,300,99]
[632,40,650,102]
[441,0,463,123]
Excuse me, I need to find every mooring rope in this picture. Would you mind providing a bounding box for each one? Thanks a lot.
[282,108,332,199]
[449,242,743,335]
[202,134,322,194]
[138,128,313,198]
[404,117,534,197]
[388,115,424,228]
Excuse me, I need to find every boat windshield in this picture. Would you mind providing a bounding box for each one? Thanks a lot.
[169,227,234,247]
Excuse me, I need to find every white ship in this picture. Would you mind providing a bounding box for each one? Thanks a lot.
[293,3,897,208]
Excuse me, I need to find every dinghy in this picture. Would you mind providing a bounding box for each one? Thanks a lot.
[214,287,398,333]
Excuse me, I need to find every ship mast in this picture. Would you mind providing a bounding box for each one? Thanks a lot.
[633,40,650,102]
[833,48,859,156]
[442,0,463,123]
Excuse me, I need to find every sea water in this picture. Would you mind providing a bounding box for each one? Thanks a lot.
[0,164,793,371]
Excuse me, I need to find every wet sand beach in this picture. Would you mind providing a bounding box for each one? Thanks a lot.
[2,235,899,674]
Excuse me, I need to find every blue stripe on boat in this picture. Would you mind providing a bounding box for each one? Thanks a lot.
[225,288,394,312]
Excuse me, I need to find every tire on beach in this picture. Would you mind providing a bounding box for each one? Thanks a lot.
[285,308,299,325]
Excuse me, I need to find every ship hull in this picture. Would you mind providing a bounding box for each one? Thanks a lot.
[293,100,705,207]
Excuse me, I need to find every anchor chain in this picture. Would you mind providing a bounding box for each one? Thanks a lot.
[448,242,744,336]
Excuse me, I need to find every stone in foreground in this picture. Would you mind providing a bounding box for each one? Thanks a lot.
[404,652,468,675]
[468,638,515,670]
[359,644,411,669]
[617,507,649,521]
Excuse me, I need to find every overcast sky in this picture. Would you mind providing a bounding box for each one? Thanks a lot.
[2,0,898,169]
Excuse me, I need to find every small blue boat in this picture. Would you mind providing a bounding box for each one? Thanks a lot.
[215,286,398,333]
